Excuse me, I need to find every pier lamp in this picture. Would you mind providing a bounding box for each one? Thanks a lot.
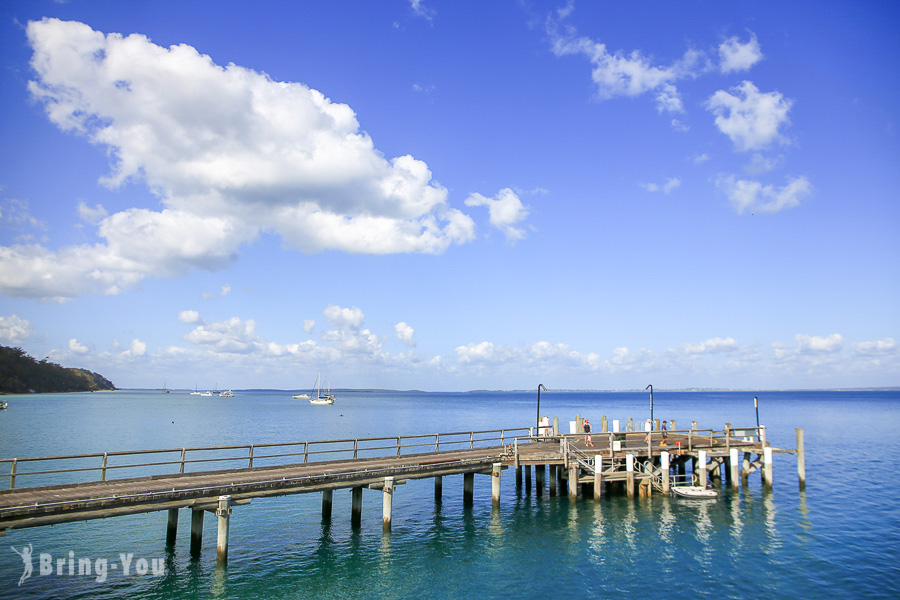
[536,384,547,435]
[646,384,653,425]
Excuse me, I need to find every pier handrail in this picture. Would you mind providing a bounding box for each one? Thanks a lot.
[0,427,531,490]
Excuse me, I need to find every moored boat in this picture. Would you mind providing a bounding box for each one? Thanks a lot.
[672,486,717,498]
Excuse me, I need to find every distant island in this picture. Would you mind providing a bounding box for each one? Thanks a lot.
[0,345,116,394]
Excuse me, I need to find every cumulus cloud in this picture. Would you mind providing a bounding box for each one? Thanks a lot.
[464,188,530,242]
[795,333,844,354]
[69,338,89,354]
[716,174,811,214]
[2,18,482,301]
[77,202,108,225]
[853,338,895,356]
[128,338,147,357]
[184,316,263,354]
[718,33,763,73]
[681,337,739,355]
[640,177,681,194]
[178,310,201,324]
[395,322,415,346]
[0,315,36,344]
[706,81,793,152]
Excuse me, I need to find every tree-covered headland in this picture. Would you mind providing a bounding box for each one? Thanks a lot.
[0,345,116,394]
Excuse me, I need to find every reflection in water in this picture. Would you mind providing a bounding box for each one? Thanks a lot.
[728,491,745,559]
[623,500,637,551]
[797,490,812,540]
[658,499,675,561]
[763,490,781,551]
[588,500,607,557]
[210,563,227,599]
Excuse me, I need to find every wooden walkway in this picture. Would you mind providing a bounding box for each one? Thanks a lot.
[0,424,803,561]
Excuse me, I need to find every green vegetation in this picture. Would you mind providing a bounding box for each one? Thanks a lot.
[0,345,116,394]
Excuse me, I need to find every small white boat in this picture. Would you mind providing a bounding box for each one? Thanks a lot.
[0,400,7,410]
[672,486,717,499]
[199,391,213,397]
[292,393,310,399]
[219,390,234,397]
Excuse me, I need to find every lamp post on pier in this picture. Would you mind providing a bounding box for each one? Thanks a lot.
[536,384,547,435]
[646,384,654,425]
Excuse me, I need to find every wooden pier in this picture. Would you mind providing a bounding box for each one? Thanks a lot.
[0,422,803,563]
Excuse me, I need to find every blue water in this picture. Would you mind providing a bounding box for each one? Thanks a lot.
[0,389,898,599]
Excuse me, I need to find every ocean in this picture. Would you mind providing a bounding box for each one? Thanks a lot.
[0,389,898,599]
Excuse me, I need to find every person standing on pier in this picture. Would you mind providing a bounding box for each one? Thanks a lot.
[660,420,668,446]
[584,418,594,447]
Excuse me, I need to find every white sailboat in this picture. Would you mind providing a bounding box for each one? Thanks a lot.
[308,372,335,405]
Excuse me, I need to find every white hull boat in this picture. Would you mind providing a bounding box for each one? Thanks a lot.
[672,486,717,499]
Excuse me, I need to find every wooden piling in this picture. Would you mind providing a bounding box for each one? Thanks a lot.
[166,508,178,546]
[492,463,502,508]
[382,477,394,532]
[763,447,773,488]
[435,475,442,502]
[661,451,670,494]
[568,465,579,499]
[593,455,603,499]
[549,464,557,496]
[215,495,231,564]
[698,450,708,488]
[535,464,544,497]
[626,454,635,498]
[351,487,363,527]
[524,464,532,494]
[601,415,607,433]
[322,490,333,520]
[796,428,806,489]
[190,508,204,556]
[730,448,739,489]
[463,472,474,506]
[553,416,559,435]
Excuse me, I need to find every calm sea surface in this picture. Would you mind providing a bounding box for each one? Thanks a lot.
[0,389,898,599]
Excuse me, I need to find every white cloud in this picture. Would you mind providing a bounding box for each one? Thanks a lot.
[3,18,481,300]
[795,333,844,354]
[464,188,529,242]
[716,174,811,214]
[0,315,36,344]
[706,81,793,152]
[681,337,739,355]
[853,338,896,356]
[184,316,263,354]
[77,202,108,225]
[129,338,147,357]
[640,177,681,194]
[410,0,435,21]
[395,322,415,346]
[178,310,201,324]
[324,304,365,329]
[690,153,710,165]
[69,338,89,354]
[718,33,763,73]
[303,319,316,334]
[548,15,711,114]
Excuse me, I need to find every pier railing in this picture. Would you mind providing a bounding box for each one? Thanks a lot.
[0,427,531,490]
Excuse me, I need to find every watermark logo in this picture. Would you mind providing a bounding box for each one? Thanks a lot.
[10,545,165,585]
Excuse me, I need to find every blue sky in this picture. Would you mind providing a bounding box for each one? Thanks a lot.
[0,1,897,391]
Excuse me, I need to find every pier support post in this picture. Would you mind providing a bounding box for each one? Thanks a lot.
[763,447,773,488]
[661,451,670,494]
[626,454,635,498]
[553,416,559,435]
[515,465,522,488]
[382,477,394,532]
[593,456,603,500]
[601,415,607,433]
[322,490,333,520]
[190,509,204,557]
[492,463,502,508]
[435,475,443,502]
[730,448,739,490]
[698,450,708,488]
[796,428,806,490]
[216,495,231,564]
[463,472,475,506]
[166,508,178,546]
[524,464,532,494]
[568,465,579,499]
[535,464,545,497]
[549,464,557,496]
[351,487,363,527]
[742,452,751,484]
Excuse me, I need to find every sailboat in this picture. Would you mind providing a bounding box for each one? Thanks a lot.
[308,373,335,405]
[162,381,170,394]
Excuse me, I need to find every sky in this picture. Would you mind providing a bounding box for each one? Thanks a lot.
[0,1,897,392]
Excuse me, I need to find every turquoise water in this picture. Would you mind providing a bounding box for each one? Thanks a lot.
[0,389,898,599]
